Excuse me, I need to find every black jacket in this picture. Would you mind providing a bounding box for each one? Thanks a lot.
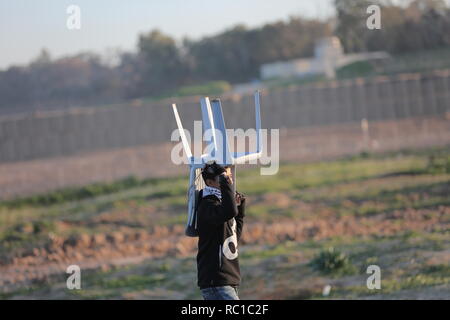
[196,175,245,289]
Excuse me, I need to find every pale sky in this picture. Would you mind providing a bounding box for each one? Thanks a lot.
[0,0,335,70]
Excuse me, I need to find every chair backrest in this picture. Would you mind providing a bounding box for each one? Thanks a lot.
[210,98,233,166]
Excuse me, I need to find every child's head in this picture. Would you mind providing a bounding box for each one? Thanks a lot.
[201,161,232,188]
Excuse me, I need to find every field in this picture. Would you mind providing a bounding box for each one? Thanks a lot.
[0,147,449,299]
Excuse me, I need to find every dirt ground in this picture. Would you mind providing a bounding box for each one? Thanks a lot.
[1,150,449,299]
[1,205,448,294]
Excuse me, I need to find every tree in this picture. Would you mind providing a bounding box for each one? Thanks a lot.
[186,17,331,83]
[335,0,450,54]
[136,30,186,96]
[335,0,376,52]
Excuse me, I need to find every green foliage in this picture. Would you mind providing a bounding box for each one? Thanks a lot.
[335,0,450,54]
[0,176,155,208]
[264,74,326,89]
[380,47,450,74]
[309,247,356,275]
[185,19,331,84]
[242,241,298,260]
[336,61,374,79]
[421,264,450,277]
[95,274,166,290]
[2,1,450,110]
[335,0,374,52]
[133,30,186,96]
[174,81,231,97]
[425,155,450,174]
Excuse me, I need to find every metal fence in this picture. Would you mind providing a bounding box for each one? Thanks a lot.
[0,70,449,163]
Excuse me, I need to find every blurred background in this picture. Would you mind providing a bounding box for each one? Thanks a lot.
[0,0,449,299]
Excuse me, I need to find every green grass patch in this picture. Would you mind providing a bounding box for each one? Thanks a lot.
[143,81,231,101]
[337,61,375,79]
[0,176,155,209]
[308,247,357,276]
[93,274,167,290]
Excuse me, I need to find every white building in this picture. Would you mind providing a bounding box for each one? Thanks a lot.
[260,37,389,80]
